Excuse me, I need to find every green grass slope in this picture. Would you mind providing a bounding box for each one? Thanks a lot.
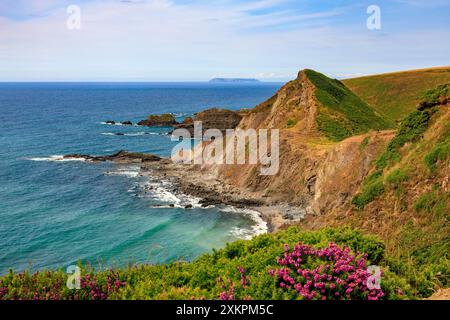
[349,85,449,296]
[343,66,450,122]
[304,69,393,141]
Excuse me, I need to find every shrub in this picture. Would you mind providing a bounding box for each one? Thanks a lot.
[414,190,449,215]
[353,108,435,208]
[424,139,449,172]
[422,83,449,105]
[286,119,296,128]
[386,168,409,187]
[352,173,384,209]
[269,242,385,300]
[376,109,432,170]
[0,268,126,300]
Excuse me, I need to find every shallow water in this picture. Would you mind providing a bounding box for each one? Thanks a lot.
[0,82,281,274]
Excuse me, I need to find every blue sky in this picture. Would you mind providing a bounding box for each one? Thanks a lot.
[0,0,449,81]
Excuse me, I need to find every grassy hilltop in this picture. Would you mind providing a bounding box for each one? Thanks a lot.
[343,66,450,122]
[305,69,393,141]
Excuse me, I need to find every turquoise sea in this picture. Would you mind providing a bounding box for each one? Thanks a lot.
[0,82,281,274]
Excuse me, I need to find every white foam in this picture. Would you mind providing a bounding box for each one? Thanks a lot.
[27,155,86,162]
[221,206,268,240]
[101,132,161,137]
[136,179,203,208]
[100,121,126,126]
[105,166,141,178]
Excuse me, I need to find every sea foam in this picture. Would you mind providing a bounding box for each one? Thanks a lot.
[26,155,86,162]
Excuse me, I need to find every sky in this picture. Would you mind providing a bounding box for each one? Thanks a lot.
[0,0,449,81]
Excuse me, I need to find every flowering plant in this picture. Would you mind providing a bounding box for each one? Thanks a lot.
[269,242,384,300]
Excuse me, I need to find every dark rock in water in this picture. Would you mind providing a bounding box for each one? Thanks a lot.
[199,197,220,207]
[115,133,125,136]
[105,120,115,125]
[170,109,242,136]
[169,204,175,207]
[185,204,193,209]
[137,114,178,127]
[121,121,133,126]
[63,150,161,163]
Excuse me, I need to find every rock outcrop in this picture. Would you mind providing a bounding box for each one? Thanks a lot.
[194,108,242,133]
[171,109,242,135]
[137,114,177,127]
[64,150,161,163]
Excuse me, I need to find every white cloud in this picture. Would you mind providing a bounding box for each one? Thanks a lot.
[0,0,448,81]
[392,0,450,7]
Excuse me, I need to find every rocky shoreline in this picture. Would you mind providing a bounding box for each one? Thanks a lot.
[65,150,303,232]
[139,159,305,232]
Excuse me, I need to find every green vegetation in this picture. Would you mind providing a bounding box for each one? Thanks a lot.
[286,118,296,128]
[425,140,450,172]
[414,190,448,214]
[304,69,393,141]
[348,83,449,297]
[352,107,436,208]
[351,172,384,209]
[376,109,433,170]
[424,122,450,172]
[386,168,409,187]
[0,228,416,300]
[422,83,449,105]
[343,67,450,122]
[359,136,370,151]
[392,189,450,296]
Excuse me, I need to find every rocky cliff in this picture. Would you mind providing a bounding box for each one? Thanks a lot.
[201,69,393,216]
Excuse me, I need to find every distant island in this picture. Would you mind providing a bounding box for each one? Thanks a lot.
[209,78,261,83]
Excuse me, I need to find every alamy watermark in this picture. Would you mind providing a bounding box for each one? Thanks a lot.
[367,5,381,30]
[66,265,81,289]
[366,265,381,289]
[67,5,81,30]
[171,121,280,176]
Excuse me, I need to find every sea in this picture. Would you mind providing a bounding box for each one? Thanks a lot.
[0,82,281,274]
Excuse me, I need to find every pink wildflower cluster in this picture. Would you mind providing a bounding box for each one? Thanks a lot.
[217,276,235,300]
[0,269,126,300]
[217,266,253,300]
[77,272,126,300]
[238,266,248,288]
[0,286,9,299]
[269,242,384,300]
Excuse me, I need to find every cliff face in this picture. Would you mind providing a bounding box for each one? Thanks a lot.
[201,69,393,214]
[239,70,319,134]
[194,108,242,133]
[172,108,242,135]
